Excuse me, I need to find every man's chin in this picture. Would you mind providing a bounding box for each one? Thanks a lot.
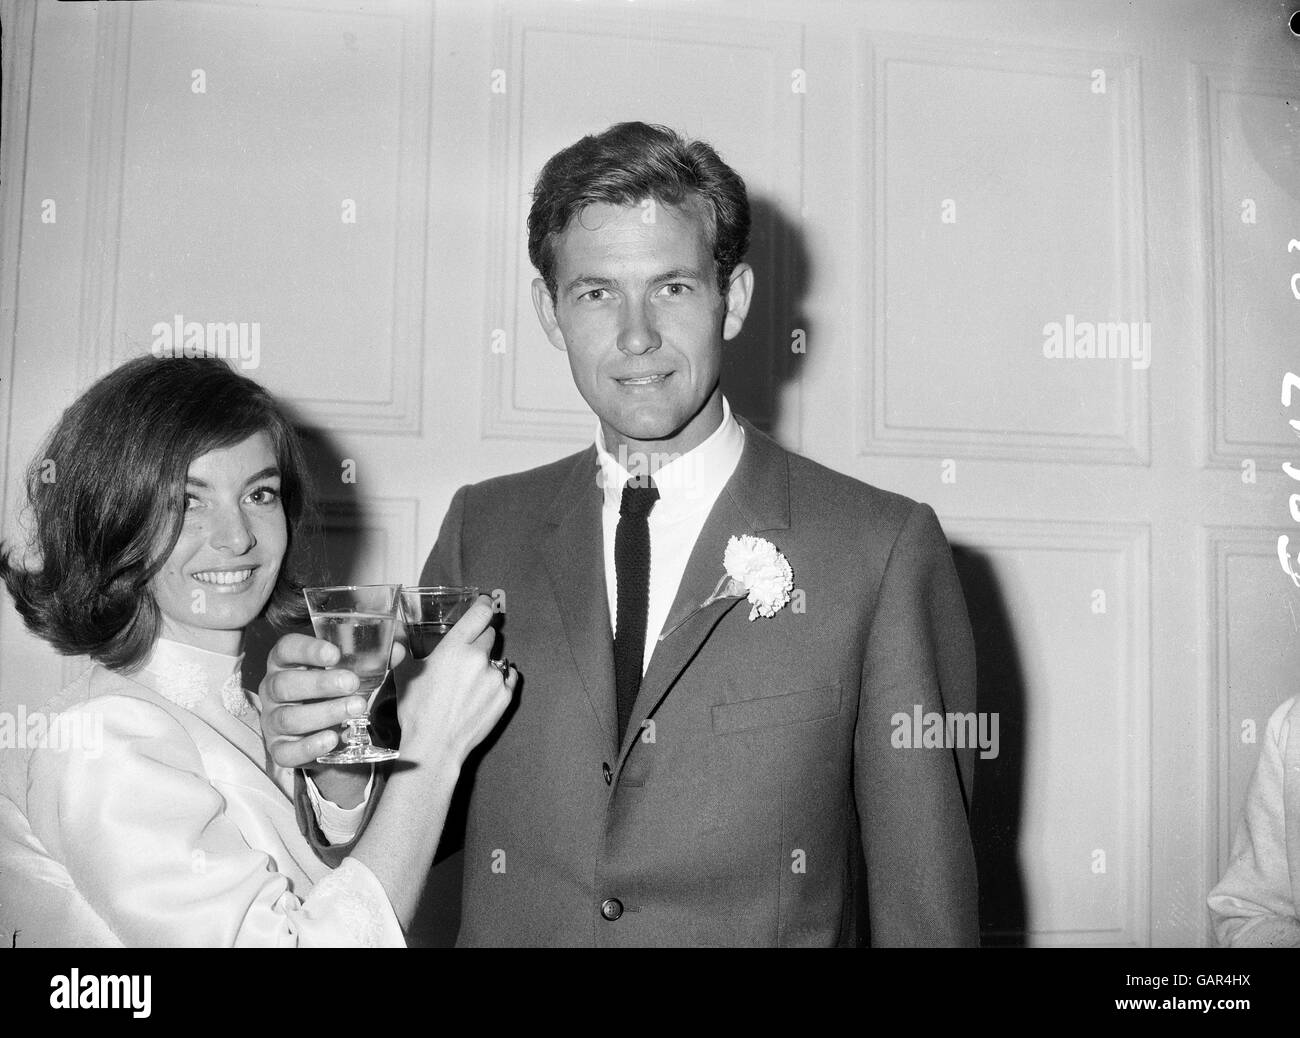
[598,405,671,437]
[609,423,687,449]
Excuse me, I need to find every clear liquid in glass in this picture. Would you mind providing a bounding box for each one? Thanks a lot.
[310,611,396,703]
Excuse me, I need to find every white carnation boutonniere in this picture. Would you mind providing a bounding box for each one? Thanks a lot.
[702,534,794,621]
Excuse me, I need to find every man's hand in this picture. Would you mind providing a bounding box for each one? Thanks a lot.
[258,633,407,769]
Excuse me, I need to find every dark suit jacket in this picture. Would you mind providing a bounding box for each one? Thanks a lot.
[373,416,979,946]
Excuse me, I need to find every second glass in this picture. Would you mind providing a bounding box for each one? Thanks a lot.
[399,586,480,659]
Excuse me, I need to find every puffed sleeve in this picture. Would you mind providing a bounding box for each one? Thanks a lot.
[1207,697,1300,947]
[25,694,405,947]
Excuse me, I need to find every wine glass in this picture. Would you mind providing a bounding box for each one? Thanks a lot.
[303,584,401,765]
[399,586,480,659]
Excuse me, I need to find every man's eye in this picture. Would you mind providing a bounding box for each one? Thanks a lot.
[581,288,609,302]
[660,283,690,296]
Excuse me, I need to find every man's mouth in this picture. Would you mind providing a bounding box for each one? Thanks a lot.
[191,568,256,587]
[615,373,671,386]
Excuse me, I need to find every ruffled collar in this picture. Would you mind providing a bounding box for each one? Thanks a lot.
[138,637,251,719]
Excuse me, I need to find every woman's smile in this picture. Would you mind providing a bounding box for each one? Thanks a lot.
[190,566,259,590]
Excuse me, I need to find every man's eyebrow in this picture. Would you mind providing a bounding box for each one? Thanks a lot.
[652,268,705,283]
[563,274,617,294]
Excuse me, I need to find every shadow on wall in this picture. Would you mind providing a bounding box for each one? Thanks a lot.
[721,193,812,434]
[951,544,1028,947]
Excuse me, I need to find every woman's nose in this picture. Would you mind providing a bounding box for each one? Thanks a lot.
[210,507,256,554]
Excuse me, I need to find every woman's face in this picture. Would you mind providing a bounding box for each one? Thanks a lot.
[148,431,288,654]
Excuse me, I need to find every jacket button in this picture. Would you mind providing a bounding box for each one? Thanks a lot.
[600,898,623,921]
[602,762,612,785]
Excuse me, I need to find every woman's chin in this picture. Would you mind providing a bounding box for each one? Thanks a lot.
[204,584,277,628]
[159,608,262,649]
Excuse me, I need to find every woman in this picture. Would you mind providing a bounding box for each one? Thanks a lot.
[0,354,514,946]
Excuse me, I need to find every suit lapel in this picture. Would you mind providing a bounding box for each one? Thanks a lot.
[616,419,792,764]
[541,448,618,749]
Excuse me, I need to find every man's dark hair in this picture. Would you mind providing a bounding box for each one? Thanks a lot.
[528,121,750,298]
[0,354,315,672]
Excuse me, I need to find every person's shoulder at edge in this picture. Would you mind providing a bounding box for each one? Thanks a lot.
[1207,693,1300,947]
[1266,694,1300,741]
[1241,692,1300,758]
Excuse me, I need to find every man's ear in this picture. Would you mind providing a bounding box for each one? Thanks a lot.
[531,277,567,352]
[721,262,754,342]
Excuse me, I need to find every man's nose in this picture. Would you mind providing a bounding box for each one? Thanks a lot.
[617,299,661,356]
[210,507,256,554]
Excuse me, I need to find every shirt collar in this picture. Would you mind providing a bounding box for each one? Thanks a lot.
[137,637,250,717]
[595,396,745,517]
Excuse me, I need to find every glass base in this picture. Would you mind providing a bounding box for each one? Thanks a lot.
[317,708,395,765]
[317,744,399,765]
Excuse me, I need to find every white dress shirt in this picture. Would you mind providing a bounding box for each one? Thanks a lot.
[595,395,745,675]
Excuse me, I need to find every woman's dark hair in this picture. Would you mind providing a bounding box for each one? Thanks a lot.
[0,354,315,672]
[527,121,751,299]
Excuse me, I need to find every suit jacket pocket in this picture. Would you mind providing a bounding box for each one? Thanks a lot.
[711,683,842,735]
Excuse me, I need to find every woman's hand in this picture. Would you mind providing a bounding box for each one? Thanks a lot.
[394,595,515,767]
[258,635,399,769]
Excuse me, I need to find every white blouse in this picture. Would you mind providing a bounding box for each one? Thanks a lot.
[1208,695,1300,947]
[8,638,403,947]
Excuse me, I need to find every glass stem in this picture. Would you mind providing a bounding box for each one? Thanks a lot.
[345,717,372,752]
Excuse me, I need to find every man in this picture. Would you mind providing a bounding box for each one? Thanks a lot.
[263,122,979,946]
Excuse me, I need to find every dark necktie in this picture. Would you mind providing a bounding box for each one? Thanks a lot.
[614,475,659,744]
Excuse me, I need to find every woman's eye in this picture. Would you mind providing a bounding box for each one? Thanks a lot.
[183,493,201,511]
[247,486,281,506]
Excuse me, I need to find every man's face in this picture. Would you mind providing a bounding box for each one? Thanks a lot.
[532,197,753,457]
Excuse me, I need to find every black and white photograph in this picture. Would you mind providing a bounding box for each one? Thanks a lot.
[0,0,1297,1000]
